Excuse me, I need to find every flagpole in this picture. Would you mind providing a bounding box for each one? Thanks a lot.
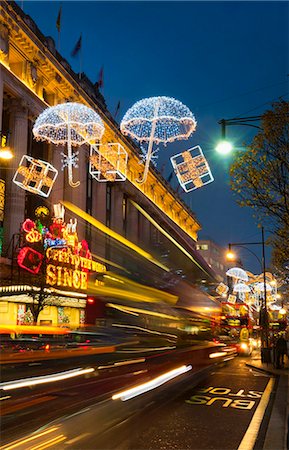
[79,34,83,79]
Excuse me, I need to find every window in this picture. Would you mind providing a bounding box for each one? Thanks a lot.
[201,244,208,250]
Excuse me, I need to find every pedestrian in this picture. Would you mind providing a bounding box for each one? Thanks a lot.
[275,333,287,369]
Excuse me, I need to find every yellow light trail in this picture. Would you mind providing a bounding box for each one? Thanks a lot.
[61,201,169,272]
[130,200,212,277]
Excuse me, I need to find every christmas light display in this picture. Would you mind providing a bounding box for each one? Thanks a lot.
[18,206,106,291]
[13,155,58,198]
[233,283,251,293]
[33,103,105,188]
[17,247,44,274]
[253,282,273,293]
[227,294,237,304]
[89,143,128,182]
[226,267,249,282]
[216,282,229,296]
[120,96,197,184]
[170,145,214,192]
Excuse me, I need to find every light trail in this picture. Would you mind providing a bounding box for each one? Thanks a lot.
[112,365,192,401]
[0,368,94,391]
[61,201,170,272]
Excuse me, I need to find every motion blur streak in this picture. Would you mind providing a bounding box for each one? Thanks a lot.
[1,368,94,391]
[209,352,227,358]
[98,358,145,369]
[109,304,180,320]
[29,435,66,450]
[0,427,59,450]
[130,200,210,276]
[61,201,170,271]
[112,365,192,401]
[111,322,177,339]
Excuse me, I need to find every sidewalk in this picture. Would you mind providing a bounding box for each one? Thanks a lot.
[246,353,289,450]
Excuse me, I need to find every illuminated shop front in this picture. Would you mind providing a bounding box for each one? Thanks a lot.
[0,204,106,327]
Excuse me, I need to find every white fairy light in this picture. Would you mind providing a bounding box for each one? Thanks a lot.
[120,96,197,184]
[33,102,104,145]
[233,283,251,293]
[226,267,249,282]
[33,102,105,188]
[89,143,128,182]
[170,145,214,192]
[121,96,196,144]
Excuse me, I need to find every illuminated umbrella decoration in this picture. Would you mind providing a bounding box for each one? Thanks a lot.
[233,283,251,293]
[120,96,197,184]
[254,282,273,293]
[226,267,249,282]
[33,102,105,188]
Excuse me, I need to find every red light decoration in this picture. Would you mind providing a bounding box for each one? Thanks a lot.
[26,229,42,243]
[22,219,36,233]
[17,247,43,274]
[87,297,94,304]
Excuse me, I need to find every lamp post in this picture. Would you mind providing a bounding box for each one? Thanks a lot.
[216,116,262,155]
[226,226,270,361]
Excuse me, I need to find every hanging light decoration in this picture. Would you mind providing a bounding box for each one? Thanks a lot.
[233,283,251,293]
[226,267,249,282]
[253,282,273,293]
[216,282,229,296]
[89,143,128,182]
[13,155,58,198]
[170,145,214,192]
[33,102,105,188]
[120,96,197,184]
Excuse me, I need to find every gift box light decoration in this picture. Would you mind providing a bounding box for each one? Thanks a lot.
[216,282,229,296]
[170,146,214,193]
[33,102,105,188]
[13,155,58,198]
[120,96,197,184]
[89,143,128,182]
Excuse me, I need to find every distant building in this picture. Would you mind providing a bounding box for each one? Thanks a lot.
[196,239,228,281]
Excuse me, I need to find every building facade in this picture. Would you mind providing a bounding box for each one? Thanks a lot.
[0,1,219,327]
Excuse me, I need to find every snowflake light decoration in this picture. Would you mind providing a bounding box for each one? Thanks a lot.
[170,145,214,192]
[13,155,58,198]
[120,96,197,184]
[33,102,105,188]
[89,143,128,182]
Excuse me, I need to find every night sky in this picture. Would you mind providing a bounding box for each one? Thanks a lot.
[19,1,289,274]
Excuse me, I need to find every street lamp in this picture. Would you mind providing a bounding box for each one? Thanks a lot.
[216,116,262,155]
[226,226,270,362]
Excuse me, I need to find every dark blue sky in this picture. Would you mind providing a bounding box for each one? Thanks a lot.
[21,1,289,273]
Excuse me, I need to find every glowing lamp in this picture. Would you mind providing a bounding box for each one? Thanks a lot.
[216,140,233,155]
[0,147,13,160]
[226,251,236,261]
[279,308,286,315]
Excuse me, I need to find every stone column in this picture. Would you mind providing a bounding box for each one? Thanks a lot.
[110,186,123,235]
[127,201,138,244]
[3,100,28,252]
[91,182,106,259]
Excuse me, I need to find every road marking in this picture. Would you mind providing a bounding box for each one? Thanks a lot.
[237,377,275,450]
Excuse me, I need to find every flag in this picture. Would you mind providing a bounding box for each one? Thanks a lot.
[56,5,62,32]
[114,101,120,118]
[71,34,82,57]
[97,66,104,89]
